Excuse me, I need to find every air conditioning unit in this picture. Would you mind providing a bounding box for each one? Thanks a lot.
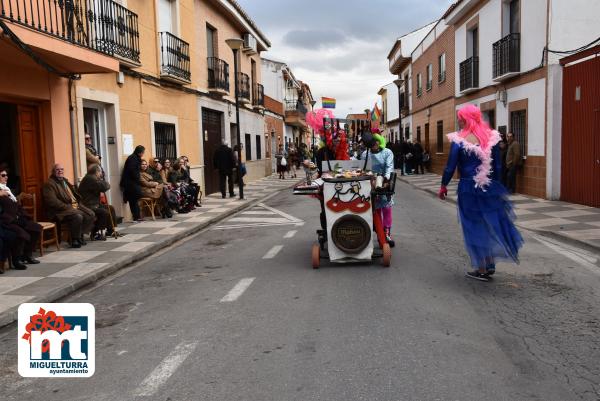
[242,34,257,55]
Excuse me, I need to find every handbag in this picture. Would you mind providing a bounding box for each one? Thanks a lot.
[280,157,287,167]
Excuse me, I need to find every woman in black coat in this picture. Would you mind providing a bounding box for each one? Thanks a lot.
[120,145,145,221]
[0,168,41,269]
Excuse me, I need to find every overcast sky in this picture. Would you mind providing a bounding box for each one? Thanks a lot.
[237,0,454,118]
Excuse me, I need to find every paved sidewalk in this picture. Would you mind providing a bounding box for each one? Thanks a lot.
[398,172,600,252]
[0,174,297,327]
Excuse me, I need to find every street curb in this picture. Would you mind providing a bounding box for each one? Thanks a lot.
[0,182,296,328]
[396,175,600,255]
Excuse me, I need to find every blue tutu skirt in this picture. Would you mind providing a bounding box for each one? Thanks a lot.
[456,178,524,268]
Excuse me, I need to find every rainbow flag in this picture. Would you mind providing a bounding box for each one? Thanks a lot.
[322,97,336,109]
[371,104,381,122]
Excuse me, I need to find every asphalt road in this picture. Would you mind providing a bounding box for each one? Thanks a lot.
[1,181,599,401]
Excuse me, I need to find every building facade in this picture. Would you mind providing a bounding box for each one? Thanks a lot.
[388,23,436,144]
[0,0,130,218]
[410,18,456,174]
[446,0,600,199]
[261,58,286,173]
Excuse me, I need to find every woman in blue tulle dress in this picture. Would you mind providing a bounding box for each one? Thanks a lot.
[438,104,523,281]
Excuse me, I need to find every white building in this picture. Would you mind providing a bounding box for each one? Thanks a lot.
[445,0,600,199]
[387,22,436,140]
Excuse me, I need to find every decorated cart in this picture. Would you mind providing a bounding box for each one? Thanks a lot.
[294,153,396,269]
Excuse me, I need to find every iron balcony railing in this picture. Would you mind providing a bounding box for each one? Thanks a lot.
[459,56,479,92]
[159,31,190,82]
[493,33,520,78]
[253,82,264,107]
[237,72,250,101]
[207,56,229,92]
[438,70,446,83]
[0,0,140,64]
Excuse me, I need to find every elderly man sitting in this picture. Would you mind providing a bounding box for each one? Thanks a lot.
[42,164,95,248]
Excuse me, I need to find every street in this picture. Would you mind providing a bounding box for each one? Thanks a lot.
[1,181,599,401]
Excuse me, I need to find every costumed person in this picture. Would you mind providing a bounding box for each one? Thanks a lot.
[438,104,523,282]
[361,130,395,246]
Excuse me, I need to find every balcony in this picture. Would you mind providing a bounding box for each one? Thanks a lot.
[459,56,479,93]
[236,72,250,104]
[0,0,140,67]
[207,57,229,95]
[284,99,308,128]
[159,31,190,83]
[253,83,264,110]
[493,33,520,81]
[438,71,446,83]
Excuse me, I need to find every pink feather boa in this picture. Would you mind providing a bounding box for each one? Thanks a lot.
[447,130,501,190]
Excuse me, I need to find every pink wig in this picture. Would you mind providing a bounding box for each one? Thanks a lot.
[456,104,492,151]
[306,108,335,132]
[448,104,501,190]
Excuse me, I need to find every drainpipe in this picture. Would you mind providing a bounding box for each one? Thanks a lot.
[68,76,81,183]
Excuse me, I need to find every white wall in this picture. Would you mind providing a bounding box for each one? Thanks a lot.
[520,0,548,71]
[548,0,600,65]
[261,60,284,102]
[383,82,399,122]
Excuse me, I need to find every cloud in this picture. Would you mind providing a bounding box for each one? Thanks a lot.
[237,0,455,116]
[282,29,348,49]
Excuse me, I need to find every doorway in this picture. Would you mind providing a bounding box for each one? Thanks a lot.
[202,108,223,195]
[83,103,118,203]
[0,102,45,218]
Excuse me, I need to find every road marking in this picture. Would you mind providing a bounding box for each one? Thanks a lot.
[228,217,290,223]
[262,245,284,259]
[258,202,303,223]
[212,222,300,230]
[284,230,297,239]
[134,341,199,397]
[533,234,599,274]
[220,278,256,302]
[241,210,276,215]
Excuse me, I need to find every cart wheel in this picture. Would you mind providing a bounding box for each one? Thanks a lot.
[312,243,320,269]
[382,243,391,267]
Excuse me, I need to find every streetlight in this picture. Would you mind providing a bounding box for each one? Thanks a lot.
[309,99,317,161]
[393,78,404,141]
[226,37,244,200]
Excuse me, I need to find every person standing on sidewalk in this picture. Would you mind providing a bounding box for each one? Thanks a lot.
[505,132,521,193]
[213,141,235,199]
[120,145,145,221]
[413,139,425,174]
[438,104,523,281]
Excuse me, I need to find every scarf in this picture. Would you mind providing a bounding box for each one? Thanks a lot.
[0,183,17,202]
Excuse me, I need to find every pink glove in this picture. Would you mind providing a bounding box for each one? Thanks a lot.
[438,186,448,200]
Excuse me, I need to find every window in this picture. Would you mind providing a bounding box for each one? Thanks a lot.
[468,26,479,58]
[416,73,422,97]
[416,126,421,142]
[510,110,526,158]
[426,64,433,91]
[158,0,177,34]
[245,133,252,161]
[510,0,520,34]
[256,135,262,160]
[206,25,217,58]
[482,109,495,129]
[404,125,409,139]
[436,120,444,153]
[438,53,446,83]
[154,122,177,161]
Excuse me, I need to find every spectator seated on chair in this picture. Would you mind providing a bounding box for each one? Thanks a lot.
[42,164,95,249]
[0,168,41,269]
[149,158,178,214]
[168,160,195,213]
[140,160,172,218]
[179,156,201,206]
[79,164,116,241]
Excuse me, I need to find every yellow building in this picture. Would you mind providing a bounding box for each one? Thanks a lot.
[73,0,270,219]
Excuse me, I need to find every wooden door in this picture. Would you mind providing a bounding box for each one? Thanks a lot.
[561,55,600,207]
[202,108,223,195]
[17,105,45,219]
